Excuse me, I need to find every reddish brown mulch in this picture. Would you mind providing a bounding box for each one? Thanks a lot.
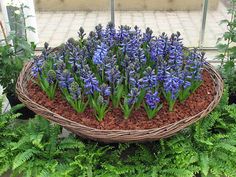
[27,70,215,130]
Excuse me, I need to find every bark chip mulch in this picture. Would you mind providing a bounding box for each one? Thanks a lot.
[27,70,215,130]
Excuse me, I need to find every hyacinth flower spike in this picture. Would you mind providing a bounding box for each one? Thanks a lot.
[178,50,204,102]
[100,83,111,98]
[105,65,123,107]
[163,73,183,111]
[189,51,205,93]
[144,91,163,119]
[178,79,192,103]
[82,73,100,96]
[120,88,139,119]
[36,69,58,100]
[92,95,109,121]
[64,81,88,113]
[58,70,74,91]
[93,43,108,65]
[78,27,86,39]
[91,84,111,121]
[178,67,193,103]
[32,56,44,77]
[93,42,109,81]
[129,74,146,109]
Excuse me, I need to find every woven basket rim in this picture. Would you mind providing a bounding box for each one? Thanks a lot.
[16,61,224,142]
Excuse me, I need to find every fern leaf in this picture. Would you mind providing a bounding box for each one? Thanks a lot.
[31,133,44,149]
[10,136,28,150]
[13,149,37,169]
[59,137,84,150]
[199,152,209,176]
[162,168,193,177]
[225,105,236,119]
[0,162,10,175]
[26,168,32,177]
[102,163,135,175]
[151,166,158,177]
[38,169,50,177]
[215,143,236,153]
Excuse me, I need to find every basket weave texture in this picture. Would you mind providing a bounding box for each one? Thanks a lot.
[16,61,223,143]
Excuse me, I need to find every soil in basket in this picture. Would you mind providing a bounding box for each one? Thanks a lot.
[27,70,215,130]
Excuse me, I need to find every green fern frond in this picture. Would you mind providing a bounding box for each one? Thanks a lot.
[38,169,50,177]
[58,137,84,150]
[199,152,209,176]
[0,162,10,175]
[214,142,236,153]
[102,163,135,175]
[162,168,193,177]
[31,133,44,149]
[13,149,38,169]
[218,87,229,108]
[166,135,186,147]
[224,105,236,120]
[10,136,29,150]
[25,167,33,177]
[51,163,73,177]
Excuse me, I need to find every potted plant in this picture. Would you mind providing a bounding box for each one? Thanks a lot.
[0,4,36,118]
[216,0,236,104]
[16,23,223,142]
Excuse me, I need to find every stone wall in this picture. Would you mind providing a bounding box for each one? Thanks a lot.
[34,0,219,11]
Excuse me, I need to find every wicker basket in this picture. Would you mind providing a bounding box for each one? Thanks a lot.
[16,61,223,143]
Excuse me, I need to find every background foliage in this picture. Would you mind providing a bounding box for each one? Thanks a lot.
[0,4,35,97]
[216,0,236,95]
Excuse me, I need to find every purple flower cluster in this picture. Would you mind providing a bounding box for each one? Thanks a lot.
[145,91,160,109]
[139,67,158,90]
[58,70,74,89]
[32,56,44,77]
[127,88,140,105]
[168,32,183,68]
[149,32,168,61]
[82,73,100,95]
[93,43,108,65]
[164,73,184,99]
[100,84,111,97]
[32,23,205,119]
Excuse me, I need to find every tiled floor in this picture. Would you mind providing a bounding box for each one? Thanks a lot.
[0,1,230,50]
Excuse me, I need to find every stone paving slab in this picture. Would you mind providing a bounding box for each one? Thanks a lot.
[0,1,230,49]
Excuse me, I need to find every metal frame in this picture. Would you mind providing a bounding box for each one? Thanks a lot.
[199,0,209,48]
[110,0,115,24]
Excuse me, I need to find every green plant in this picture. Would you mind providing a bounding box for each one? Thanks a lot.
[0,95,23,175]
[60,81,88,113]
[144,103,162,119]
[92,95,109,121]
[216,0,236,94]
[10,116,84,177]
[0,4,35,97]
[120,97,134,119]
[111,85,124,108]
[33,44,58,100]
